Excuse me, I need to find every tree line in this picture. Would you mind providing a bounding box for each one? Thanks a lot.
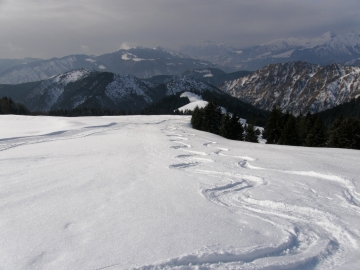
[191,102,260,143]
[0,97,30,115]
[263,106,360,150]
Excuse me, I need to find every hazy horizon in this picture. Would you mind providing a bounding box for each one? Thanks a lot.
[1,0,359,59]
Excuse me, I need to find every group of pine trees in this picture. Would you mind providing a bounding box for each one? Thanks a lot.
[263,106,360,149]
[191,102,260,143]
[0,97,30,115]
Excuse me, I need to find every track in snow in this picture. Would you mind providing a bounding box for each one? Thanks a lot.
[138,121,360,270]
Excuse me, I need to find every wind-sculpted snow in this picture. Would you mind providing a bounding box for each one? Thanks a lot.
[0,115,359,269]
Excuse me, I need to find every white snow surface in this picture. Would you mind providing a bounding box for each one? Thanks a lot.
[1,115,360,270]
[178,92,208,112]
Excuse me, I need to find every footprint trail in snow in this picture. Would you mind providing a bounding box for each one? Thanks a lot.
[141,121,360,270]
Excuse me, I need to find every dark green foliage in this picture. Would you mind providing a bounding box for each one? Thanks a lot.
[244,123,259,143]
[201,102,222,134]
[191,104,247,142]
[328,117,360,149]
[199,90,269,126]
[191,106,203,129]
[263,106,283,144]
[263,107,360,149]
[327,115,344,148]
[219,112,231,138]
[228,112,244,140]
[298,112,314,145]
[0,97,30,115]
[279,114,299,146]
[317,97,360,126]
[304,116,327,147]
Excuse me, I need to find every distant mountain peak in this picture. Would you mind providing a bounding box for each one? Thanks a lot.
[320,31,337,39]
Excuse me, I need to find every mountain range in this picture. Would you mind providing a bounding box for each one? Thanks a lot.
[220,61,360,114]
[0,47,224,85]
[0,69,225,112]
[2,31,360,85]
[180,31,360,70]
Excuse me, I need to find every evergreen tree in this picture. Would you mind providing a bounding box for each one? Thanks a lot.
[213,106,223,135]
[244,123,259,143]
[305,116,327,147]
[279,114,299,145]
[328,117,360,149]
[201,102,218,133]
[298,112,314,146]
[263,106,282,144]
[229,112,244,140]
[327,114,344,148]
[219,111,231,139]
[191,106,203,130]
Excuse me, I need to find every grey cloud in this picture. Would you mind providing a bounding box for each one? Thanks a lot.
[0,0,359,58]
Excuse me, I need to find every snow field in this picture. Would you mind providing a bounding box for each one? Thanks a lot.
[0,115,359,269]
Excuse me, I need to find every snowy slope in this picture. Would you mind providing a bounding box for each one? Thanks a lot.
[178,92,208,112]
[0,115,359,269]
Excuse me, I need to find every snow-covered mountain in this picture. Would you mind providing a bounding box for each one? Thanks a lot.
[220,61,360,114]
[181,32,360,70]
[0,57,42,73]
[2,69,222,112]
[0,47,223,84]
[0,55,108,85]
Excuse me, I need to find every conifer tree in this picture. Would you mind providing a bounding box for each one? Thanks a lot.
[201,102,217,132]
[263,106,282,144]
[191,106,203,130]
[298,112,314,146]
[279,114,299,145]
[244,123,259,143]
[328,117,360,149]
[327,114,344,148]
[220,111,231,139]
[305,116,327,147]
[229,112,244,140]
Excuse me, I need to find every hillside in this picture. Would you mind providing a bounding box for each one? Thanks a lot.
[0,115,359,269]
[0,69,232,113]
[221,61,360,114]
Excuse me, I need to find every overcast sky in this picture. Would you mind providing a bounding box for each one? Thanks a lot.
[0,0,359,59]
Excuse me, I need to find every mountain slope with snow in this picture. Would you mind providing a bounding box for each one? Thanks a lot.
[221,61,360,114]
[0,47,224,84]
[181,32,360,70]
[0,69,226,112]
[0,55,108,85]
[0,115,359,269]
